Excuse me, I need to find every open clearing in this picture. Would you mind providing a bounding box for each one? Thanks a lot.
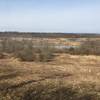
[0,53,100,100]
[0,54,100,89]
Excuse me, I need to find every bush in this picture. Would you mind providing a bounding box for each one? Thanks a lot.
[65,39,100,55]
[16,47,35,61]
[0,38,55,62]
[37,42,54,62]
[0,38,24,53]
[0,38,35,61]
[15,40,36,61]
[78,39,100,55]
[16,40,55,62]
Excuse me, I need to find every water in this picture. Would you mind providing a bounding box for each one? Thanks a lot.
[54,45,77,49]
[33,45,78,49]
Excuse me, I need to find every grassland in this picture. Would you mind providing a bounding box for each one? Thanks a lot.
[0,35,100,100]
[0,54,100,100]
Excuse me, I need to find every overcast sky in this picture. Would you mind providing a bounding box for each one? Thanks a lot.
[0,0,100,33]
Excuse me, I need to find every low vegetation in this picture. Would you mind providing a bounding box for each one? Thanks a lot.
[0,81,100,100]
[66,39,100,55]
[0,37,100,100]
[78,39,100,55]
[0,38,54,61]
[23,83,100,100]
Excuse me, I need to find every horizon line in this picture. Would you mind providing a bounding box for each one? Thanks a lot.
[0,31,100,34]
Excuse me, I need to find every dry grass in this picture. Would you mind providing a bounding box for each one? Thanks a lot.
[0,54,100,99]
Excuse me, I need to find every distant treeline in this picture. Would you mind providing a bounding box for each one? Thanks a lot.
[0,32,100,38]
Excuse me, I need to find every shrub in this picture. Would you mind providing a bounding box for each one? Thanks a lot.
[78,39,100,55]
[15,40,36,61]
[16,48,35,61]
[0,38,24,53]
[0,38,55,62]
[65,39,100,55]
[37,42,54,62]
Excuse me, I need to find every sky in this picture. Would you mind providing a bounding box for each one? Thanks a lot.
[0,0,100,33]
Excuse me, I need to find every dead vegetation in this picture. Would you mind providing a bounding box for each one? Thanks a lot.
[0,37,100,100]
[0,38,55,62]
[65,39,100,56]
[0,53,100,100]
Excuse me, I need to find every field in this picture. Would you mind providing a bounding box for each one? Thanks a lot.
[0,54,100,100]
[0,33,100,100]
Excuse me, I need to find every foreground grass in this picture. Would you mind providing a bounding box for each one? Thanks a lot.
[0,54,100,100]
[1,82,100,100]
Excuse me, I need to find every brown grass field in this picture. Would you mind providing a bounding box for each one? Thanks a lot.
[0,37,100,100]
[1,54,100,85]
[0,53,100,100]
